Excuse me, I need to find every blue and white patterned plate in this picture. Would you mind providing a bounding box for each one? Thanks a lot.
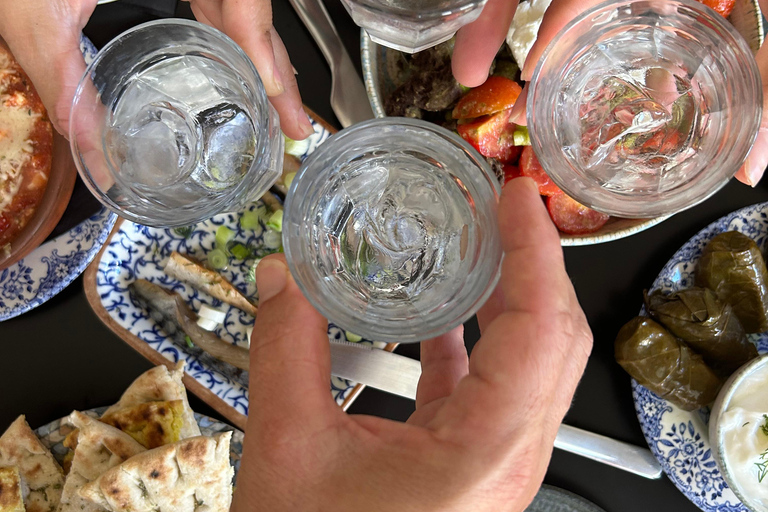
[35,407,245,480]
[93,118,389,419]
[0,36,118,322]
[633,201,768,512]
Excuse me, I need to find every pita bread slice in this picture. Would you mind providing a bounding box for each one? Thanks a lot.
[78,433,233,512]
[0,416,64,512]
[56,412,146,512]
[103,363,199,439]
[100,401,185,449]
[0,466,25,512]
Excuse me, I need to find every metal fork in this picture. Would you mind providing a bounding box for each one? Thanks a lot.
[289,0,375,127]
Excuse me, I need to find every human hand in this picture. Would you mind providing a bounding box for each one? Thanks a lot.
[452,0,768,187]
[734,0,768,186]
[185,0,314,140]
[231,177,592,512]
[0,0,313,141]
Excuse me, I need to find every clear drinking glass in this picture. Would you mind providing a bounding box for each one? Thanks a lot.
[70,19,284,228]
[527,0,762,218]
[343,0,488,53]
[283,118,502,343]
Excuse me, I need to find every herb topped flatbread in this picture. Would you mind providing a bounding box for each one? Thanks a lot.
[103,364,199,440]
[100,401,185,449]
[0,416,64,512]
[56,412,146,512]
[78,433,233,512]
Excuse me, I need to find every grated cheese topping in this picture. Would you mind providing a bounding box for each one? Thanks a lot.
[0,93,37,212]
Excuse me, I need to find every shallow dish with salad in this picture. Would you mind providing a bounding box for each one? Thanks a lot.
[361,0,764,245]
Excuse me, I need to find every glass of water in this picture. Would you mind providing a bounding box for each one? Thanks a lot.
[70,19,284,227]
[527,0,762,219]
[343,0,488,53]
[283,118,502,343]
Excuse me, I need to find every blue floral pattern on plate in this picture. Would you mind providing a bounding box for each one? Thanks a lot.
[94,118,386,414]
[634,201,768,512]
[0,35,116,322]
[35,408,245,481]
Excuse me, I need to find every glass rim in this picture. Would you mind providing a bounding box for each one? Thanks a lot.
[344,0,487,21]
[282,117,502,343]
[525,0,763,218]
[68,18,274,227]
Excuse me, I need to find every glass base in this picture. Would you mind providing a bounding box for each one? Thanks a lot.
[366,30,456,54]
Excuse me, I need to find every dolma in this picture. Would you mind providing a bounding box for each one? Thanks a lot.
[695,231,768,333]
[615,317,722,410]
[645,287,756,376]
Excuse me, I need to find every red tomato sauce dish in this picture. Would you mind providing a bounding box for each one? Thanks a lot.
[0,45,54,259]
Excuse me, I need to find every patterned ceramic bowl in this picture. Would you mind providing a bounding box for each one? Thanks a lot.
[361,0,765,246]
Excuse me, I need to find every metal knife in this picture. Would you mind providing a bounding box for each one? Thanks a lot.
[288,0,375,127]
[329,339,663,480]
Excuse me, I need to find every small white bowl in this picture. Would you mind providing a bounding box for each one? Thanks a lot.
[710,354,768,512]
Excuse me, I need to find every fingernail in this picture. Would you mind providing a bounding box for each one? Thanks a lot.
[745,158,762,187]
[512,176,539,194]
[255,259,288,303]
[296,108,315,139]
[510,86,528,125]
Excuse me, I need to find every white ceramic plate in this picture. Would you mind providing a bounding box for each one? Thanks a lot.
[93,118,388,419]
[0,36,118,322]
[360,1,764,246]
[634,201,768,512]
[35,407,245,480]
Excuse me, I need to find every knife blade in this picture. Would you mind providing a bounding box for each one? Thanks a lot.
[329,339,663,480]
[288,0,375,127]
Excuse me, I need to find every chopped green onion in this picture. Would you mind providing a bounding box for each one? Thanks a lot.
[231,243,253,260]
[459,84,471,94]
[266,210,284,232]
[284,133,311,156]
[345,332,363,342]
[240,210,261,231]
[263,230,282,250]
[245,258,262,283]
[185,335,194,348]
[173,226,194,238]
[215,226,236,249]
[283,172,296,190]
[513,125,530,146]
[208,248,229,270]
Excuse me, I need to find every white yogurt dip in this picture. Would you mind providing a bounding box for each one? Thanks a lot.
[720,365,768,510]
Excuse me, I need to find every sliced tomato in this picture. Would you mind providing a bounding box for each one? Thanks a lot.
[519,146,561,196]
[695,0,735,17]
[457,109,520,162]
[503,165,521,184]
[546,192,610,235]
[452,76,523,119]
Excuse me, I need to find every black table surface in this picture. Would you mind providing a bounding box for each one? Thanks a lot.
[2,2,767,511]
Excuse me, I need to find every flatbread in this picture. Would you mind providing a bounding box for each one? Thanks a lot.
[100,401,185,449]
[0,416,64,512]
[103,363,199,439]
[56,412,146,512]
[0,466,24,512]
[78,433,233,512]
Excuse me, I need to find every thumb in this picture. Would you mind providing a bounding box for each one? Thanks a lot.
[249,254,337,420]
